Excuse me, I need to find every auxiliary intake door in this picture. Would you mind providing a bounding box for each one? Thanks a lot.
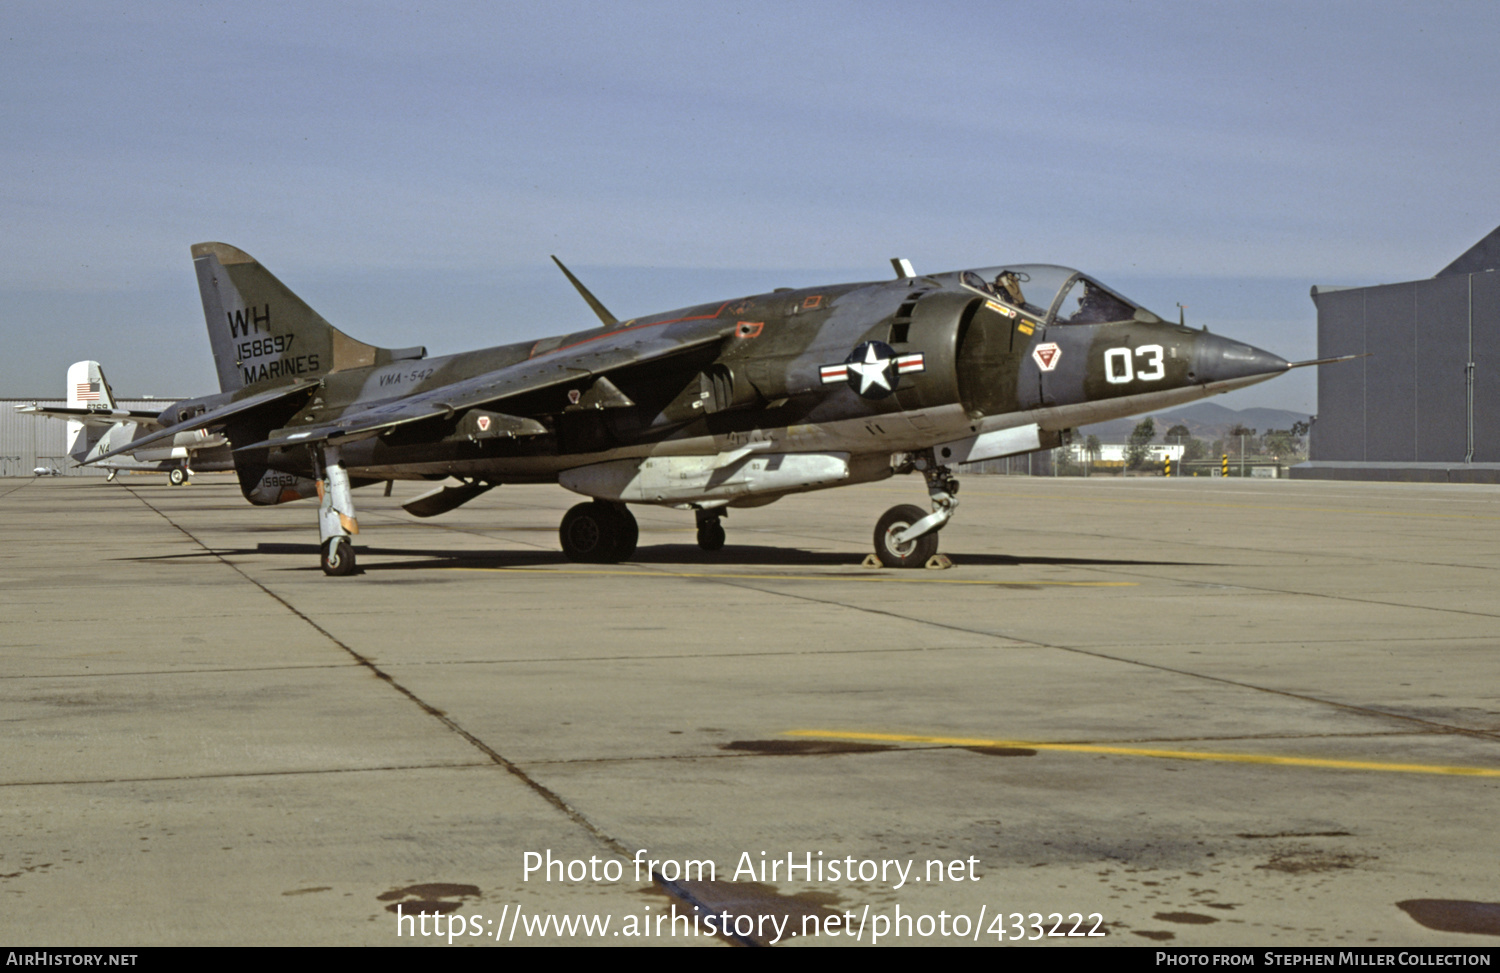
[956,298,1040,418]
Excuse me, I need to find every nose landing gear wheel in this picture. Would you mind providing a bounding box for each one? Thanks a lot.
[168,467,187,486]
[321,537,356,576]
[874,503,939,568]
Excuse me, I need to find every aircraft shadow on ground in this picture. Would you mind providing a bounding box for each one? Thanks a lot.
[115,543,1217,573]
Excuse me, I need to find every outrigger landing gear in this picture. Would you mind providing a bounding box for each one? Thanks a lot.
[168,463,191,486]
[559,500,638,563]
[695,508,726,552]
[874,451,959,568]
[312,445,359,576]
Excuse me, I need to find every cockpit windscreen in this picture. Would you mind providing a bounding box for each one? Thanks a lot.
[956,264,1160,325]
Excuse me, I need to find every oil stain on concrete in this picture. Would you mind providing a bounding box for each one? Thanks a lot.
[1397,900,1500,937]
[378,883,482,915]
[653,877,841,947]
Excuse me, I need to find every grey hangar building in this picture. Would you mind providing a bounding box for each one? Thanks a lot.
[1298,225,1500,483]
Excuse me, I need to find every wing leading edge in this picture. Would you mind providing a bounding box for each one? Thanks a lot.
[83,381,318,466]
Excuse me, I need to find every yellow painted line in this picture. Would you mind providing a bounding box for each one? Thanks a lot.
[447,567,1135,587]
[786,730,1500,778]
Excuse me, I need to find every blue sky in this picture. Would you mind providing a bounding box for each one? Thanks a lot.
[4,1,1497,413]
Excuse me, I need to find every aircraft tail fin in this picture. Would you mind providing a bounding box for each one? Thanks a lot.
[64,361,117,462]
[67,360,117,410]
[191,243,427,394]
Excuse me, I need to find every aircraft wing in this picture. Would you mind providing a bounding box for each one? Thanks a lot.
[235,323,734,452]
[83,381,317,466]
[234,389,545,451]
[15,404,163,428]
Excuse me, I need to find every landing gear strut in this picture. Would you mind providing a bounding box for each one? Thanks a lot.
[695,508,725,552]
[312,445,358,576]
[560,501,638,563]
[874,452,959,568]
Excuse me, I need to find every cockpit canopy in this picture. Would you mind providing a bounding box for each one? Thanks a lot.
[952,264,1163,326]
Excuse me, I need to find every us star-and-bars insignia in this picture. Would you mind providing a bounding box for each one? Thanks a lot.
[820,340,925,400]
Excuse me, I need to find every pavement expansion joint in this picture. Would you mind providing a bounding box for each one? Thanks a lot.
[117,484,642,862]
[0,661,362,681]
[1083,562,1500,621]
[0,760,493,789]
[701,573,1500,743]
[0,478,39,501]
[376,641,1030,668]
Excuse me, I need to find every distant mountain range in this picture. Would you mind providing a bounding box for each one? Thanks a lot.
[1076,402,1309,443]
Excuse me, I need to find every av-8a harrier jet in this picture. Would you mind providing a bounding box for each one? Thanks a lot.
[91,244,1301,575]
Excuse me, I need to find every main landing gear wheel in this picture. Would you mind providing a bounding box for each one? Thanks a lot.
[613,505,639,560]
[697,521,726,551]
[874,503,939,568]
[321,537,356,576]
[695,511,725,552]
[560,501,638,563]
[168,467,187,486]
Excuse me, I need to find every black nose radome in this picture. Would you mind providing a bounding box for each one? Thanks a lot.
[1193,333,1289,387]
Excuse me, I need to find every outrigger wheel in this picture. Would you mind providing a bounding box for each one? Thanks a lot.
[168,466,187,486]
[321,536,356,576]
[560,501,638,563]
[874,503,940,568]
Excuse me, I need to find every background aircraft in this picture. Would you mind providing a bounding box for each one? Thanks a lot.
[18,360,231,484]
[91,244,1301,575]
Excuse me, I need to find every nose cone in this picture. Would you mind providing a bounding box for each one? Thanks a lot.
[1193,333,1289,389]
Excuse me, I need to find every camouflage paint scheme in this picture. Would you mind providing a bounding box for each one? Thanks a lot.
[90,244,1292,574]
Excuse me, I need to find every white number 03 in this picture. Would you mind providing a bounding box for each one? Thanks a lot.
[1103,344,1165,384]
